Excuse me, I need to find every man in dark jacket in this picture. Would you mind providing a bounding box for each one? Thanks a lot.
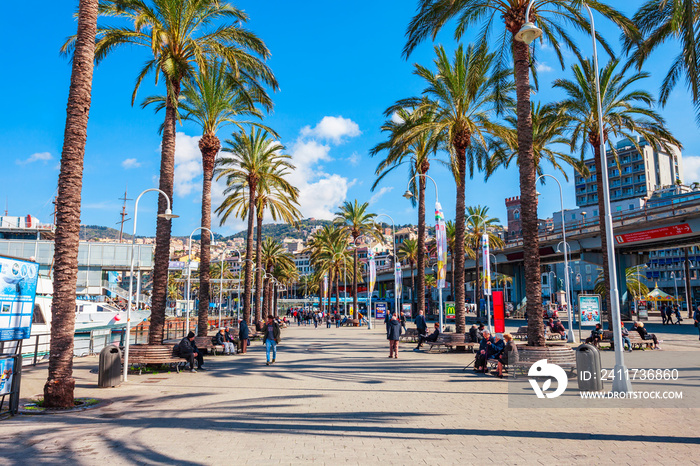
[239,318,249,354]
[178,331,204,372]
[414,322,440,351]
[474,330,494,373]
[387,312,402,358]
[214,328,235,355]
[263,315,281,365]
[694,305,700,340]
[414,310,428,337]
[468,324,479,343]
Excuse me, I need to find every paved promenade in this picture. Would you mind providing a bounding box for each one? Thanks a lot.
[2,325,700,465]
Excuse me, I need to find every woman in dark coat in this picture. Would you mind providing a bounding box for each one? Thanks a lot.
[239,318,250,354]
[496,334,518,378]
[386,313,402,359]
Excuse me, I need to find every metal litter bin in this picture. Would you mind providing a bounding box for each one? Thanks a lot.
[576,344,603,391]
[98,345,122,388]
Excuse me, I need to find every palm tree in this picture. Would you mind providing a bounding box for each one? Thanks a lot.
[334,201,381,318]
[371,106,444,318]
[144,60,270,337]
[214,129,295,325]
[554,57,681,325]
[404,0,634,347]
[69,0,277,345]
[44,0,99,409]
[594,265,650,300]
[627,0,700,124]
[465,206,504,318]
[387,44,510,336]
[260,237,295,316]
[487,102,588,181]
[398,238,419,316]
[209,260,234,313]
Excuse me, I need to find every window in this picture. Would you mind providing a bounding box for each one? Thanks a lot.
[593,210,598,216]
[585,265,592,274]
[616,206,622,212]
[514,210,520,220]
[32,304,46,324]
[571,214,576,220]
[629,204,635,210]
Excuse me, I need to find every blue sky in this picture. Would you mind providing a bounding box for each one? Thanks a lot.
[2,1,700,237]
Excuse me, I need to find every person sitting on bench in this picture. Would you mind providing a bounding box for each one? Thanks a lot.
[496,333,518,378]
[474,330,494,373]
[547,318,567,340]
[585,323,603,344]
[486,333,505,369]
[215,328,235,355]
[178,331,205,372]
[414,322,440,351]
[633,322,660,349]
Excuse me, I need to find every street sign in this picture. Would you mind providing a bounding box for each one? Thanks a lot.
[445,301,455,319]
[578,294,601,326]
[615,223,692,244]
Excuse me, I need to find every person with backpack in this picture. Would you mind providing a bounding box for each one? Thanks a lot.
[263,314,281,365]
[386,312,402,359]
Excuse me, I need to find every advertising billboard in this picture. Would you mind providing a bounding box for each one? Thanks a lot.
[0,256,40,341]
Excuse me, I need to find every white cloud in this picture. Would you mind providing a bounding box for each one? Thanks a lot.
[17,152,52,165]
[347,152,360,166]
[368,187,393,206]
[121,158,142,169]
[173,132,202,197]
[300,116,361,144]
[536,62,553,73]
[391,112,404,124]
[683,155,700,182]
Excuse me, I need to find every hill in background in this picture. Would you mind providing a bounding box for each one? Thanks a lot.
[224,218,333,242]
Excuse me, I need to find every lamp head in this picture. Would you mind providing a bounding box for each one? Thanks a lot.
[402,189,414,200]
[515,22,543,45]
[158,208,179,220]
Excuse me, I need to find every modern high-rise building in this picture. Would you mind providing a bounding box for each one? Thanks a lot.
[574,136,683,208]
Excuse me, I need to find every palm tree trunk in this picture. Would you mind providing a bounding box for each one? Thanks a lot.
[410,263,416,318]
[592,141,613,327]
[453,139,468,335]
[44,0,98,408]
[196,133,220,337]
[273,282,278,317]
[352,246,359,317]
[148,76,181,345]
[451,256,455,302]
[242,184,256,324]
[254,213,263,329]
[513,37,544,347]
[335,273,340,316]
[417,176,426,316]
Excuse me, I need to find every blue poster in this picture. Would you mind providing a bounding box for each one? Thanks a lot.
[0,256,39,341]
[375,303,387,320]
[0,358,14,395]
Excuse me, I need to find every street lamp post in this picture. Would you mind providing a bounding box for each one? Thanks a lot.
[670,271,679,306]
[226,249,241,321]
[518,1,632,392]
[576,272,584,342]
[353,234,371,328]
[332,252,348,319]
[187,227,215,335]
[465,213,486,320]
[124,188,178,383]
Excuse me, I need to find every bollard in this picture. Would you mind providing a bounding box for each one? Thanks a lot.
[576,344,603,392]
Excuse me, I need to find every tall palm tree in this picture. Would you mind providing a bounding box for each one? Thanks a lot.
[465,206,504,318]
[627,0,700,124]
[487,102,588,181]
[387,44,510,336]
[214,129,295,324]
[371,105,444,318]
[306,225,352,314]
[404,0,634,347]
[398,238,419,316]
[334,201,381,318]
[68,0,277,345]
[144,60,270,337]
[260,237,295,316]
[554,57,680,325]
[44,0,99,409]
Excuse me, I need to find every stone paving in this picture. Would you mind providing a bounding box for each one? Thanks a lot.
[1,324,700,465]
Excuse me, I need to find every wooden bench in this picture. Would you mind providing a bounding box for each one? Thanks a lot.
[125,344,184,374]
[513,326,528,340]
[423,333,474,352]
[193,336,221,355]
[510,345,577,379]
[629,332,655,349]
[400,328,419,343]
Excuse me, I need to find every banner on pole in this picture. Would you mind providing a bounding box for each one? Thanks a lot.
[323,273,328,300]
[482,233,491,296]
[394,261,402,300]
[435,202,447,289]
[493,291,505,333]
[445,301,455,319]
[368,249,376,296]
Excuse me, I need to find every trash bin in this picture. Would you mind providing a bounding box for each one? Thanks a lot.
[576,344,603,392]
[98,345,122,388]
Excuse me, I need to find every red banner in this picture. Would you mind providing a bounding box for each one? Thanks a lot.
[615,224,692,244]
[493,291,505,334]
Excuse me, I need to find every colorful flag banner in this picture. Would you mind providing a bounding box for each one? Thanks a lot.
[368,249,376,296]
[482,233,491,296]
[394,260,402,300]
[323,273,328,300]
[435,202,447,289]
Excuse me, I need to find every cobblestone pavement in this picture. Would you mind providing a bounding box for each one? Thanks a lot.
[1,325,699,465]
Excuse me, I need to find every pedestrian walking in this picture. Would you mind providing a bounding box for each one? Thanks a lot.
[414,310,427,337]
[694,305,700,341]
[387,312,402,359]
[239,318,249,354]
[263,314,281,365]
